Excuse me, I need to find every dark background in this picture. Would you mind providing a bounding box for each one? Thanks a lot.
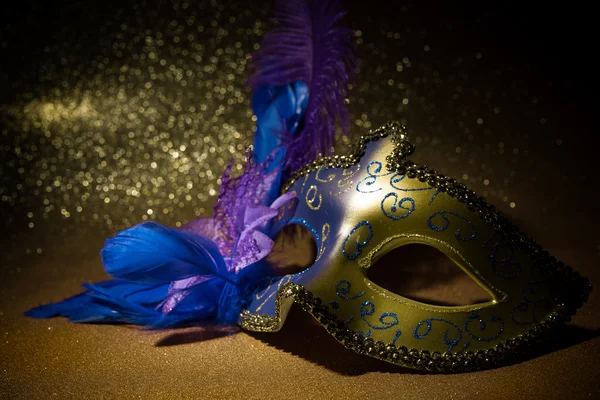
[1,1,598,398]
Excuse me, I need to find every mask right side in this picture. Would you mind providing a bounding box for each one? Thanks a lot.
[241,122,591,373]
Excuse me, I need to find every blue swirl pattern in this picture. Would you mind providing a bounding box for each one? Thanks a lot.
[335,279,365,300]
[464,313,504,341]
[414,318,463,352]
[360,301,400,330]
[381,193,415,220]
[489,239,522,278]
[389,173,434,192]
[511,280,550,324]
[427,211,477,242]
[392,329,402,345]
[342,221,373,260]
[356,161,394,193]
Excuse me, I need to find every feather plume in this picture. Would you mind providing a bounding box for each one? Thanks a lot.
[248,0,356,177]
[24,279,170,324]
[101,222,233,285]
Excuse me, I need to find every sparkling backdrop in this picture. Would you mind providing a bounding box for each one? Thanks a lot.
[0,1,597,398]
[0,1,595,262]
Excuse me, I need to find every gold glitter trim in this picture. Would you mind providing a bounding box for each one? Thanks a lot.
[240,279,589,372]
[240,121,591,372]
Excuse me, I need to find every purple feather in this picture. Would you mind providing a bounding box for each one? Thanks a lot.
[249,0,356,177]
[180,150,280,260]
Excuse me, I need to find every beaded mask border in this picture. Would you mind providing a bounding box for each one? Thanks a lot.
[240,122,591,372]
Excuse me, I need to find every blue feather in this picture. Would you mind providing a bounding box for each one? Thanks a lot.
[79,282,166,325]
[101,221,233,285]
[25,280,170,324]
[26,222,236,326]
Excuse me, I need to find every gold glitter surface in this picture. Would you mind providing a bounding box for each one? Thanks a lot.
[1,0,598,398]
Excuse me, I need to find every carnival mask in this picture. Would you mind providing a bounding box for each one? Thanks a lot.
[26,0,590,374]
[240,122,591,372]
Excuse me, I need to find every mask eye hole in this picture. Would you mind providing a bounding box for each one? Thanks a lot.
[266,224,317,276]
[366,244,491,306]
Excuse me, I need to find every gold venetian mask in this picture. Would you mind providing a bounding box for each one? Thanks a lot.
[239,122,590,372]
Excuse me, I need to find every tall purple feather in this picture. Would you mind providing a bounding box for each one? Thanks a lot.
[248,0,356,176]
